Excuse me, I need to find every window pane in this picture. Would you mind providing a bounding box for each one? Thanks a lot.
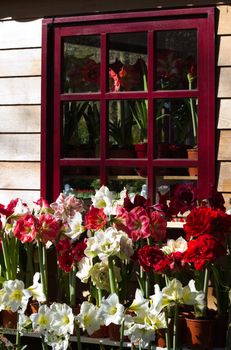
[62,167,100,204]
[108,177,147,197]
[108,32,148,92]
[154,29,197,90]
[154,98,198,158]
[62,101,100,158]
[63,35,100,93]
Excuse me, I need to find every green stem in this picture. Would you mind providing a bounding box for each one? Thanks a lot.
[119,318,125,350]
[173,304,179,350]
[37,241,48,298]
[145,271,150,299]
[203,267,209,314]
[211,264,222,315]
[16,313,21,349]
[108,256,118,295]
[97,287,102,307]
[1,237,11,280]
[188,81,197,143]
[76,322,82,350]
[69,264,77,307]
[25,243,34,287]
[165,310,171,350]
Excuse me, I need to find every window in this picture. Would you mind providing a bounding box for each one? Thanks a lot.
[41,7,215,205]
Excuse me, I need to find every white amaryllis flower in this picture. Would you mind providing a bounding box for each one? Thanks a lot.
[13,199,31,216]
[65,212,85,239]
[76,301,102,335]
[99,293,125,326]
[45,333,69,350]
[90,262,121,292]
[161,236,188,255]
[50,303,74,335]
[27,272,46,303]
[2,279,31,312]
[91,185,115,215]
[76,257,93,283]
[129,289,149,316]
[187,280,205,310]
[85,227,121,261]
[30,304,53,332]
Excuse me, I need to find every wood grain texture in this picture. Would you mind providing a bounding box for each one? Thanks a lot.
[0,190,40,205]
[0,19,42,49]
[0,134,40,161]
[217,36,231,66]
[0,105,40,132]
[0,77,41,104]
[217,67,231,98]
[218,130,231,160]
[0,162,40,189]
[0,48,41,77]
[218,162,231,192]
[217,5,231,35]
[217,99,231,129]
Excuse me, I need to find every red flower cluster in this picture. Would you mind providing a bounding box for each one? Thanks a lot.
[56,238,87,273]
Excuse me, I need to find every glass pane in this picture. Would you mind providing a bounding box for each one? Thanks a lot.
[108,177,147,198]
[62,167,100,206]
[62,101,100,158]
[108,99,148,158]
[155,30,197,90]
[155,168,198,216]
[154,98,198,158]
[108,32,148,92]
[63,35,100,93]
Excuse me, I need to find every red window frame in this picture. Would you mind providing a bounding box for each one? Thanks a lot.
[41,7,215,203]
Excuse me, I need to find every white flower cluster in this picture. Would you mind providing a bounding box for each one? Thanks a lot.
[30,303,74,350]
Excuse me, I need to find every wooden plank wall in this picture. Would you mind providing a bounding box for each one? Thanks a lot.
[0,18,41,204]
[217,5,231,208]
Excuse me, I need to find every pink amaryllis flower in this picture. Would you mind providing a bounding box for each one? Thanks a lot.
[149,210,167,242]
[37,213,62,244]
[50,193,84,220]
[14,214,38,243]
[127,207,150,241]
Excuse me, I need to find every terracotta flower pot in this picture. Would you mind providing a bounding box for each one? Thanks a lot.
[187,147,198,176]
[134,143,147,158]
[185,317,215,350]
[0,310,18,329]
[90,325,109,338]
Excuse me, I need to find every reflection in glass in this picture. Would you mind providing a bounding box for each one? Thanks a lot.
[62,167,100,202]
[154,98,198,158]
[108,177,147,196]
[62,101,100,158]
[155,30,197,90]
[108,32,148,92]
[63,35,100,93]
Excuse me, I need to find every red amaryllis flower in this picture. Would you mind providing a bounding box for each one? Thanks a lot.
[0,199,19,217]
[183,234,226,270]
[127,207,150,241]
[56,237,71,254]
[85,206,107,230]
[109,68,121,92]
[81,58,100,85]
[14,214,38,243]
[113,206,129,233]
[123,192,149,212]
[119,63,141,91]
[150,211,167,242]
[38,214,62,244]
[136,245,165,272]
[58,250,74,273]
[71,241,87,262]
[169,183,197,216]
[207,186,226,211]
[183,206,231,241]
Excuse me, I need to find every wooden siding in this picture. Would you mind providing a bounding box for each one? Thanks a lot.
[0,162,40,189]
[217,5,231,204]
[0,18,41,204]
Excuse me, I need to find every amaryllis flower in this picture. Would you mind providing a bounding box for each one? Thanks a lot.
[85,206,107,230]
[81,58,100,85]
[118,63,142,91]
[183,206,231,241]
[71,240,87,262]
[56,237,70,254]
[149,211,167,242]
[38,213,62,243]
[127,207,150,241]
[58,250,74,273]
[169,183,197,216]
[14,214,38,243]
[109,67,121,92]
[183,234,226,270]
[123,192,149,212]
[0,199,19,217]
[99,293,125,326]
[77,301,102,335]
[136,245,165,272]
[50,193,84,220]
